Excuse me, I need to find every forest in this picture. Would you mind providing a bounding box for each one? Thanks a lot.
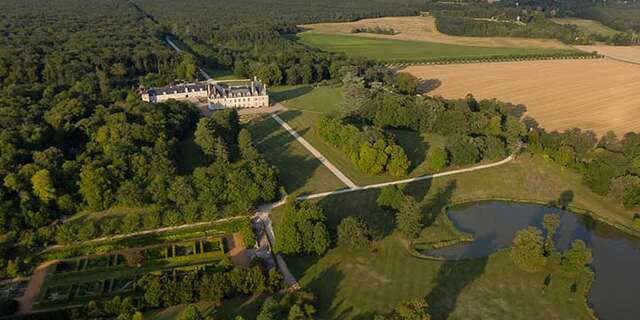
[0,0,277,281]
[427,0,640,45]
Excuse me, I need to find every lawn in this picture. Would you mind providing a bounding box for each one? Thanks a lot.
[273,158,602,318]
[295,32,579,62]
[286,235,593,319]
[246,114,345,195]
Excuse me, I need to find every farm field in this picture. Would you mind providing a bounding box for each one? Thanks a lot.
[551,18,619,37]
[404,59,640,136]
[295,32,578,63]
[575,45,640,64]
[301,15,572,49]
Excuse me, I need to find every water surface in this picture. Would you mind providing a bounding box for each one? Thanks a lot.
[429,201,640,320]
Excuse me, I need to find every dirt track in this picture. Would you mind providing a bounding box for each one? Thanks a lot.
[16,260,57,314]
[404,58,640,136]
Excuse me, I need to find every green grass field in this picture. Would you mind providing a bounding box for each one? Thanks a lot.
[246,114,345,195]
[295,32,579,62]
[551,18,620,37]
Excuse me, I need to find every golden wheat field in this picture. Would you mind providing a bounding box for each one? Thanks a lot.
[403,59,640,136]
[301,15,571,49]
[575,45,640,64]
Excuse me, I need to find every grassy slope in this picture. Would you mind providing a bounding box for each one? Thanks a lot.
[296,32,577,62]
[551,18,619,37]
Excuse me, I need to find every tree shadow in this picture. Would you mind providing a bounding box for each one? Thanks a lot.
[420,181,458,228]
[547,190,574,210]
[304,263,347,320]
[250,117,323,194]
[317,188,395,241]
[390,129,429,173]
[270,85,313,103]
[417,78,442,94]
[426,256,488,320]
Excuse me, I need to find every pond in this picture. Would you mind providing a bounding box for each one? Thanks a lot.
[428,201,640,320]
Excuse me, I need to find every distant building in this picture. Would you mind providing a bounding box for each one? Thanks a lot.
[141,77,269,109]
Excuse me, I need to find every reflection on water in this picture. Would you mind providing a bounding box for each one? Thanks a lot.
[428,201,640,320]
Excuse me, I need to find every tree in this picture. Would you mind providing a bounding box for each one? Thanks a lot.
[337,217,371,249]
[177,54,198,81]
[562,240,592,273]
[447,136,480,165]
[386,145,410,176]
[396,197,423,239]
[387,299,431,320]
[177,305,204,320]
[194,118,220,156]
[312,223,330,255]
[510,227,547,272]
[31,169,56,203]
[542,213,561,254]
[393,73,419,95]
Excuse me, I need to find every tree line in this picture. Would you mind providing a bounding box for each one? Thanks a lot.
[528,128,640,210]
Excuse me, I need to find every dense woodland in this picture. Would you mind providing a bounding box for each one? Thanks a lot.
[0,0,276,280]
[427,0,640,45]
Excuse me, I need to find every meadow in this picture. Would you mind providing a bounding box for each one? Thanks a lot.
[295,32,579,63]
[404,58,640,136]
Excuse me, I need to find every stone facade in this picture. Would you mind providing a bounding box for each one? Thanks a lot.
[141,78,269,109]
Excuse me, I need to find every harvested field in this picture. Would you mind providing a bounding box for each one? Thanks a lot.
[301,15,571,49]
[575,45,640,64]
[404,59,640,136]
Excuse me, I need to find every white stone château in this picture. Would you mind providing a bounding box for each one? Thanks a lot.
[141,77,269,109]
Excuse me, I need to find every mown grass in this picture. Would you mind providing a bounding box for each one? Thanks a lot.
[273,164,598,319]
[285,234,592,319]
[245,114,345,195]
[295,32,578,62]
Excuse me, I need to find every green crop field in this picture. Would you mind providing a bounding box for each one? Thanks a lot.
[295,33,579,62]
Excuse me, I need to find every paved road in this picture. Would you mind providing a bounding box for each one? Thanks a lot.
[298,154,515,200]
[165,36,212,80]
[271,111,358,189]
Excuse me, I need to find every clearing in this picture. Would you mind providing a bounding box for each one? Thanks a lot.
[404,58,640,136]
[301,15,571,49]
[551,18,619,37]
